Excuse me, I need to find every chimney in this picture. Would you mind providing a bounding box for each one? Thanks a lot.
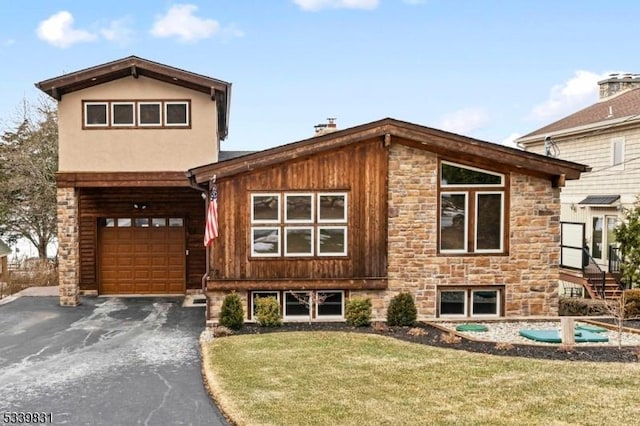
[598,73,640,99]
[314,118,338,136]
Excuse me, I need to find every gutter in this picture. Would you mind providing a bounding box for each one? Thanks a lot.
[185,170,210,317]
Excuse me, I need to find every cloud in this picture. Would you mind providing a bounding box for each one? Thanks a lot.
[293,0,379,11]
[100,17,134,46]
[37,11,97,48]
[436,107,490,135]
[500,132,523,149]
[150,4,221,42]
[529,70,613,121]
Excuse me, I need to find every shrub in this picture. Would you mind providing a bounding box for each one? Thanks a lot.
[559,297,608,316]
[345,297,372,327]
[219,293,244,330]
[255,296,282,327]
[386,292,417,326]
[623,289,640,318]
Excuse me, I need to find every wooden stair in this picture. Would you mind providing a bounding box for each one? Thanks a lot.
[560,270,622,300]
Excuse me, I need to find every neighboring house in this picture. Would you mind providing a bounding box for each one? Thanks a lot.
[36,56,232,306]
[0,239,10,284]
[516,74,640,295]
[188,118,587,321]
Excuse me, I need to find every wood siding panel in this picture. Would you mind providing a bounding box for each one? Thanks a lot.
[78,187,204,291]
[211,139,388,283]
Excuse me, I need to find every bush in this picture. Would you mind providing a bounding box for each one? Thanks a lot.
[345,297,372,327]
[559,297,608,316]
[386,292,417,326]
[219,293,244,330]
[255,296,282,327]
[624,289,640,318]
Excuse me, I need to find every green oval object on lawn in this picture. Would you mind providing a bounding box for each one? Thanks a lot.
[456,323,488,332]
[576,324,608,333]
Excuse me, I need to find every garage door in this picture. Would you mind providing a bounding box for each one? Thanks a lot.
[99,217,186,294]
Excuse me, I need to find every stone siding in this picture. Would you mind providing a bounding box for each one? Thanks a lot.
[384,143,561,319]
[57,187,80,306]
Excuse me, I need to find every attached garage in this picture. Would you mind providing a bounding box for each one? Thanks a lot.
[57,180,207,296]
[99,217,186,294]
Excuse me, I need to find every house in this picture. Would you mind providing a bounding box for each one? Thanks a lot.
[187,118,587,321]
[516,74,640,296]
[0,239,10,285]
[36,56,232,306]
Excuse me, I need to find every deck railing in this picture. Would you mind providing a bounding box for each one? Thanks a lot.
[583,248,606,298]
[608,246,621,275]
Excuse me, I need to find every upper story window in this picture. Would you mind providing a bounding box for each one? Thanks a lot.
[82,100,190,129]
[439,161,506,254]
[250,191,348,258]
[611,137,625,169]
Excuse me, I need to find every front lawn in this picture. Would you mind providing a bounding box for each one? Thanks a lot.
[203,332,640,426]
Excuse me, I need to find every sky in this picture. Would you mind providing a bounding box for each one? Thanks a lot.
[1,0,640,153]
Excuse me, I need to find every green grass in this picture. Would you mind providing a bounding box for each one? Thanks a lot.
[203,332,640,426]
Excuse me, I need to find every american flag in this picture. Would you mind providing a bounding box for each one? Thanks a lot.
[204,182,219,247]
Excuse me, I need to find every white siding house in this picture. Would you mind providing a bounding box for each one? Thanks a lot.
[517,74,640,277]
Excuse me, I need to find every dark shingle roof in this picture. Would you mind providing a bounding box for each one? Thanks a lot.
[520,88,640,140]
[578,195,620,205]
[219,151,256,161]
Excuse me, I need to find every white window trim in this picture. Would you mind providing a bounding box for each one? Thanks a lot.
[440,192,468,254]
[441,160,505,187]
[284,226,314,257]
[164,101,190,126]
[284,193,314,223]
[474,191,504,253]
[317,226,348,256]
[317,192,348,223]
[438,290,468,318]
[315,290,345,319]
[111,102,136,127]
[470,289,500,317]
[251,291,281,317]
[138,101,162,127]
[84,102,108,127]
[251,227,281,257]
[284,291,311,320]
[611,137,625,170]
[251,193,281,224]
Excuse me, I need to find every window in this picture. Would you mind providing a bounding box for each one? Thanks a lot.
[284,291,310,319]
[139,102,162,126]
[440,161,505,254]
[152,218,166,227]
[168,218,184,227]
[111,102,135,126]
[165,101,189,126]
[611,137,625,168]
[85,102,108,126]
[438,288,501,317]
[251,291,280,318]
[82,100,189,129]
[250,191,348,257]
[285,227,313,256]
[316,291,344,318]
[134,218,150,227]
[117,218,132,227]
[251,227,281,257]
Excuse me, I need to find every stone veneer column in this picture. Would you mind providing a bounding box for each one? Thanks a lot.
[57,187,80,306]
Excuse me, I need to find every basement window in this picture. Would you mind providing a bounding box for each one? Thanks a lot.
[438,288,502,317]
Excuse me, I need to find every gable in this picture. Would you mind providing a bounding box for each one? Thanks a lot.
[188,118,588,187]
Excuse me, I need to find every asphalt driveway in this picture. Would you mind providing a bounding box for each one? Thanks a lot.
[0,296,228,426]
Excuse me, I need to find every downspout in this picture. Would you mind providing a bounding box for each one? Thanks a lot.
[186,171,210,316]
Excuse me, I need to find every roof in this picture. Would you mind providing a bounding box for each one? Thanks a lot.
[35,55,232,140]
[0,239,11,257]
[187,118,589,186]
[518,88,640,143]
[578,195,620,205]
[219,151,256,161]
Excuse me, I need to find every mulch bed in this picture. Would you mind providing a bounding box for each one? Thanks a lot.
[233,321,640,363]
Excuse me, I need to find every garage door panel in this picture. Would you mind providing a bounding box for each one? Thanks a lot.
[99,218,185,295]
